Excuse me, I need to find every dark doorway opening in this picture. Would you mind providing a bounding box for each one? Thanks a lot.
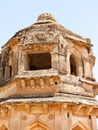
[70,55,77,76]
[28,53,51,70]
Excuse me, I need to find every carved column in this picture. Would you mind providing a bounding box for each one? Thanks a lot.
[83,57,92,78]
[58,54,66,74]
[51,53,58,70]
[91,115,97,130]
[88,55,95,78]
[12,52,18,75]
[66,53,70,74]
[55,113,62,130]
[24,53,30,71]
[4,66,11,80]
[77,58,83,77]
[9,112,21,130]
[3,52,11,80]
[18,45,25,74]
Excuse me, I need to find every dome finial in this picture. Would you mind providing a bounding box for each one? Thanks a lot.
[37,13,57,22]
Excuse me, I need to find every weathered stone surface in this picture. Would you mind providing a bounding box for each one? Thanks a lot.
[0,13,98,130]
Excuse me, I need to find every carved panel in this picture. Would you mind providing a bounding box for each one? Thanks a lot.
[21,23,67,45]
[0,125,8,130]
[0,106,10,117]
[72,121,89,130]
[24,121,50,130]
[30,125,46,130]
[16,76,60,96]
[88,54,95,67]
[23,43,54,53]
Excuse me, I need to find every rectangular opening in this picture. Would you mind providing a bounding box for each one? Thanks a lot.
[67,112,69,118]
[27,53,51,70]
[9,66,12,78]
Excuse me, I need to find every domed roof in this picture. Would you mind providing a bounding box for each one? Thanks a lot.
[37,13,57,22]
[4,13,90,47]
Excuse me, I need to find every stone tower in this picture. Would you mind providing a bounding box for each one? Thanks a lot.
[0,13,98,130]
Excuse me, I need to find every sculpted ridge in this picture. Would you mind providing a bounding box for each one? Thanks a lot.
[4,13,91,47]
[37,13,57,22]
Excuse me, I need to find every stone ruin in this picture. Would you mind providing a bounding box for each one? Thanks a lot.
[0,13,98,130]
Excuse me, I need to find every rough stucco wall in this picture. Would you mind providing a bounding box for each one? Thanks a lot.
[0,103,96,130]
[0,13,98,130]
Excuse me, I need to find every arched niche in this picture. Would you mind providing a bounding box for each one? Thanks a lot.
[30,125,47,130]
[70,55,77,76]
[72,121,89,130]
[72,125,84,130]
[66,46,83,77]
[30,121,50,130]
[0,124,8,130]
[24,121,50,130]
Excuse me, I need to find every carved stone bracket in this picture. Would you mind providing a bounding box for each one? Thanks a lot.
[15,76,60,96]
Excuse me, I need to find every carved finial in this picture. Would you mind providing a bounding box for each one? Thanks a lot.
[37,13,57,22]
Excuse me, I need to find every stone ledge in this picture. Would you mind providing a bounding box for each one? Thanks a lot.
[0,93,98,107]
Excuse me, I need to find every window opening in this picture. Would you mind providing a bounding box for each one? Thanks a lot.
[67,112,69,118]
[28,53,51,70]
[9,66,12,78]
[70,55,77,76]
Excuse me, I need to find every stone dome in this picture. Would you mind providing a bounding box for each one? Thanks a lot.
[37,13,57,22]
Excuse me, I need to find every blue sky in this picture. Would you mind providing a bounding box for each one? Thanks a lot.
[0,0,98,80]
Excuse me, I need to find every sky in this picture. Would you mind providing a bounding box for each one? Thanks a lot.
[0,0,98,81]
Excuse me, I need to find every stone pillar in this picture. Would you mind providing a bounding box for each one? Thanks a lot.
[24,53,30,71]
[83,58,92,78]
[58,54,66,74]
[9,112,21,130]
[55,113,62,130]
[12,52,18,75]
[61,112,72,130]
[1,50,8,80]
[91,115,97,130]
[88,55,95,78]
[18,45,25,74]
[77,59,83,77]
[4,66,10,80]
[66,53,70,74]
[51,53,58,70]
[0,67,2,82]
